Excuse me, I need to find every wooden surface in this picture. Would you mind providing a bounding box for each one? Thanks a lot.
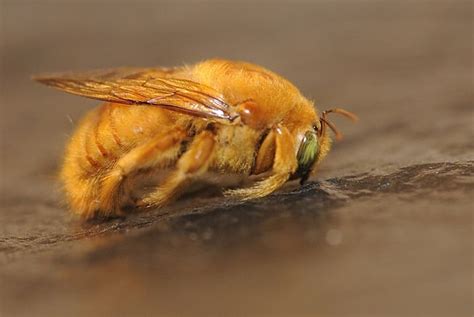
[1,1,472,316]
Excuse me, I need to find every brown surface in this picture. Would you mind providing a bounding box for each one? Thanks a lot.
[0,1,473,316]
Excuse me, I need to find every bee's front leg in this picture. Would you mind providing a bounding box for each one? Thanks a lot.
[224,125,298,200]
[139,130,216,208]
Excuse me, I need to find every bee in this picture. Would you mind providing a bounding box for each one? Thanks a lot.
[34,59,357,219]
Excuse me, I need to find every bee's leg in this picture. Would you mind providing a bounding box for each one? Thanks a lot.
[224,126,297,200]
[139,130,216,208]
[99,130,187,216]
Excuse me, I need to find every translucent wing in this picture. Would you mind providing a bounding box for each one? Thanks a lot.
[33,67,239,123]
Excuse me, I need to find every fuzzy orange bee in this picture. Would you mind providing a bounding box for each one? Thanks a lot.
[34,59,357,219]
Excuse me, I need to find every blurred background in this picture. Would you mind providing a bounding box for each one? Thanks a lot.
[1,1,472,316]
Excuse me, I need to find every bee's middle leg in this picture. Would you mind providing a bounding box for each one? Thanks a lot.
[224,125,297,200]
[139,130,216,208]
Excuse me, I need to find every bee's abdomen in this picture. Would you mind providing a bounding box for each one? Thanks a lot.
[69,105,121,175]
[60,103,182,215]
[59,106,123,215]
[60,107,109,216]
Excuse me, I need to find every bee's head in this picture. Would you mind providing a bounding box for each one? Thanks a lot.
[293,108,358,184]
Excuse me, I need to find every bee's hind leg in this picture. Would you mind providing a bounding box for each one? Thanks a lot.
[98,129,186,217]
[224,125,297,200]
[139,130,216,208]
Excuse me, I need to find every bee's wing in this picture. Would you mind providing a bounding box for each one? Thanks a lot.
[33,67,239,123]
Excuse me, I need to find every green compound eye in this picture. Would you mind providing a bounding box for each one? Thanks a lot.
[295,130,319,184]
